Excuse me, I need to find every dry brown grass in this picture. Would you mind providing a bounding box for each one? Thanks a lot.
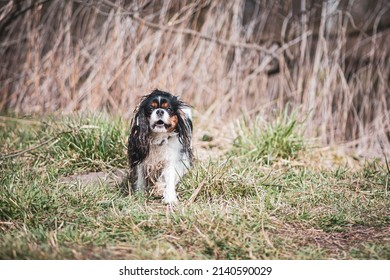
[0,0,389,157]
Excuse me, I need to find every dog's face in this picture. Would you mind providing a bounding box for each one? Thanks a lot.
[128,90,192,169]
[146,94,179,133]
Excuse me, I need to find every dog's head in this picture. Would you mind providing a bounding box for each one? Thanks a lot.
[141,90,186,133]
[128,89,192,167]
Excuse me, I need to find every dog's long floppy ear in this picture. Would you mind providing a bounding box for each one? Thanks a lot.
[177,106,193,162]
[128,106,150,168]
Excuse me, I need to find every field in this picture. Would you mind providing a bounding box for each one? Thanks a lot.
[0,1,390,260]
[1,114,389,259]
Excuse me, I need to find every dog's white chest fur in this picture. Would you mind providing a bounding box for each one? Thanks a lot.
[136,133,190,205]
[144,133,180,177]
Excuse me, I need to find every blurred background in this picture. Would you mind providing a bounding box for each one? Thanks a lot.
[0,0,389,157]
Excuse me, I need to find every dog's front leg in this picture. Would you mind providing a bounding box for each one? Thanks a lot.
[134,164,146,192]
[162,166,179,206]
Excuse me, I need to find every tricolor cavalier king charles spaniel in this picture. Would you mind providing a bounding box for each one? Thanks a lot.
[128,90,193,205]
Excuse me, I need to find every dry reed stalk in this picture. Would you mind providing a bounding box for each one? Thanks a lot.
[0,0,389,157]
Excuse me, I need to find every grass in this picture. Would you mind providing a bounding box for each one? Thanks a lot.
[0,114,389,260]
[231,113,305,164]
[1,114,128,176]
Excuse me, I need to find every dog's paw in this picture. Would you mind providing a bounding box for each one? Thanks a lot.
[163,192,178,206]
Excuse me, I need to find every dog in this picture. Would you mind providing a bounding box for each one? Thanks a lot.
[128,89,193,205]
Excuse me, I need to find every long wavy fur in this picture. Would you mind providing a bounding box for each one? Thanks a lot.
[127,104,149,169]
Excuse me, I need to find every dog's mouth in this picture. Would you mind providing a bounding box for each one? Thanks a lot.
[153,120,171,129]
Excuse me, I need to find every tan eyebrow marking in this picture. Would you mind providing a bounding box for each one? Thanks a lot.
[161,102,169,109]
[150,101,158,108]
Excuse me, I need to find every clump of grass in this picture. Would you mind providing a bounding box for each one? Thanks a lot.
[231,113,305,164]
[46,114,128,174]
[179,158,260,203]
[179,112,305,203]
[0,114,129,175]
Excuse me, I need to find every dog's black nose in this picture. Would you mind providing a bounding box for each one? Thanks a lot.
[156,109,164,117]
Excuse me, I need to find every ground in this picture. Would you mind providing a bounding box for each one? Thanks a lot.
[0,114,389,259]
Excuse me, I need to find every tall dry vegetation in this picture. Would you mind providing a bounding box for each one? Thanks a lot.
[0,0,389,157]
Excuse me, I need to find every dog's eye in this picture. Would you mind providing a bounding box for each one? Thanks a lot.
[166,107,173,113]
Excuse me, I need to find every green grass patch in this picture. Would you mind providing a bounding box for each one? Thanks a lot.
[1,114,128,175]
[231,113,305,164]
[1,113,389,259]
